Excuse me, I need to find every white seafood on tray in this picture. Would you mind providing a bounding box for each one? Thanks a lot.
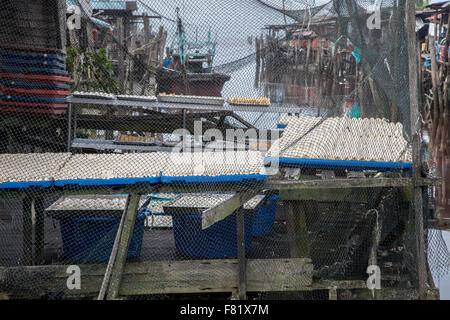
[227,96,270,106]
[0,153,71,183]
[54,153,168,181]
[162,150,266,177]
[72,91,116,99]
[116,94,157,102]
[157,93,224,105]
[267,116,412,163]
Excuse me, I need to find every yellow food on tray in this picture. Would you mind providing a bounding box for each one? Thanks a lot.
[227,96,270,105]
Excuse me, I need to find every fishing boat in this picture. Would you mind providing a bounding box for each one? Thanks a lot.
[156,8,230,97]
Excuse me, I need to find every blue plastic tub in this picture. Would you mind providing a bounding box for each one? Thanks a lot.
[172,213,254,258]
[252,195,279,236]
[59,213,146,263]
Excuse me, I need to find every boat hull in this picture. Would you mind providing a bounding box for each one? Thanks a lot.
[157,70,231,97]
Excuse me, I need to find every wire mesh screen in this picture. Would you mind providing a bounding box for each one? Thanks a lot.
[0,0,449,301]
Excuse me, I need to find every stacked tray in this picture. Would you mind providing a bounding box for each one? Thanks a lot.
[158,94,224,106]
[0,47,70,117]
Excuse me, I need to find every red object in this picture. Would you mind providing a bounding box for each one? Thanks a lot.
[92,28,99,42]
[0,73,70,84]
[0,106,67,117]
[0,101,67,118]
[0,101,68,109]
[1,87,70,97]
[0,45,66,56]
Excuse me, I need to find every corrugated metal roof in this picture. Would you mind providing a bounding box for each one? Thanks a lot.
[268,116,412,163]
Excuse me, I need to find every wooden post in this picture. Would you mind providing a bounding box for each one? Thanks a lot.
[406,0,426,300]
[255,37,261,88]
[34,197,45,265]
[54,0,67,51]
[236,209,247,300]
[117,17,125,93]
[22,197,33,266]
[106,193,140,300]
[305,39,312,70]
[98,194,132,300]
[285,201,299,258]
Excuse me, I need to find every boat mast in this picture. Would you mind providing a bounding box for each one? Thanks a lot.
[175,7,186,66]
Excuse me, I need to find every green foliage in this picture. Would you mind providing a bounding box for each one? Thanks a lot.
[415,0,428,10]
[66,46,121,94]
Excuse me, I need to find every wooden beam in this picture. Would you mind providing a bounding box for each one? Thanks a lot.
[53,0,67,51]
[236,209,247,300]
[266,177,441,190]
[0,258,314,298]
[106,193,140,300]
[34,198,45,265]
[22,197,32,266]
[202,187,262,229]
[406,0,427,300]
[98,195,132,300]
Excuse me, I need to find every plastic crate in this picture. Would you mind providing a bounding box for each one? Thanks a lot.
[252,195,279,236]
[59,213,146,263]
[172,213,254,258]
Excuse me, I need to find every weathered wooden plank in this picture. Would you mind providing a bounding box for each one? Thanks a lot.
[267,177,441,190]
[406,0,427,300]
[0,258,315,298]
[22,197,32,266]
[106,193,140,300]
[202,188,262,229]
[279,188,368,202]
[34,197,45,266]
[98,195,132,300]
[236,209,247,299]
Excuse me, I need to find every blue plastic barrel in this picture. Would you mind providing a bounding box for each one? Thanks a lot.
[252,195,279,236]
[172,213,254,258]
[59,213,146,263]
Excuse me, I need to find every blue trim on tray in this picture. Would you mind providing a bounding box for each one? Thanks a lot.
[1,57,66,69]
[265,157,412,171]
[0,66,68,76]
[0,49,65,63]
[0,180,53,190]
[277,124,287,129]
[0,79,70,90]
[53,176,161,187]
[0,95,67,104]
[161,174,267,184]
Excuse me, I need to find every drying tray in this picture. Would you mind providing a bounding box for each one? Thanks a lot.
[0,73,70,84]
[0,79,70,90]
[0,48,65,63]
[157,95,224,106]
[0,66,68,76]
[161,174,267,184]
[117,94,157,102]
[2,88,70,97]
[0,95,67,104]
[228,102,270,107]
[53,176,161,188]
[0,104,68,117]
[0,57,66,69]
[265,156,412,171]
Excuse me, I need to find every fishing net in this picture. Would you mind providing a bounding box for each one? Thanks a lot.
[0,0,448,301]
